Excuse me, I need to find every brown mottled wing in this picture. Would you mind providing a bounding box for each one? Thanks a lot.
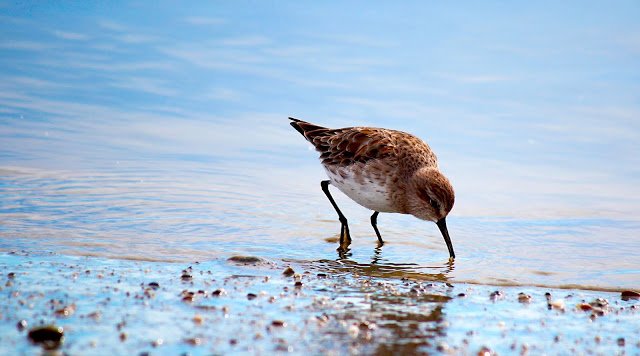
[290,118,438,173]
[290,118,396,166]
[314,128,396,166]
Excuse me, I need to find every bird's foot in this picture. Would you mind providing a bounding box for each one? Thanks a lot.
[336,245,351,259]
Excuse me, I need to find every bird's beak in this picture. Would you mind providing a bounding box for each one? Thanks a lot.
[436,218,455,259]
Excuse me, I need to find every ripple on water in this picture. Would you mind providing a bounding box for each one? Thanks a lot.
[1,166,640,291]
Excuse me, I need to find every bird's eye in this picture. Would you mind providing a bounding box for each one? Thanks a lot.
[429,198,440,211]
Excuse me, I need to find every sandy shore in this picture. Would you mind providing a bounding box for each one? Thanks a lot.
[0,251,638,355]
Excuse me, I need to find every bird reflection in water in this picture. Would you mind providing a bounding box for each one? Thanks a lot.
[310,245,455,353]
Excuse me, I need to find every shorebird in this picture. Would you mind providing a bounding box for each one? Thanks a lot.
[289,117,456,259]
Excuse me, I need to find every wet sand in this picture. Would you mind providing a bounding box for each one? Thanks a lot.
[1,251,638,355]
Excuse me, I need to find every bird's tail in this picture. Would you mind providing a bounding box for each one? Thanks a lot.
[288,117,328,138]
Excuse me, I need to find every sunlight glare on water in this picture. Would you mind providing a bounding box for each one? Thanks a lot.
[1,2,639,291]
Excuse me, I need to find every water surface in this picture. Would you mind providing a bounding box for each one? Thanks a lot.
[3,252,638,355]
[1,2,639,291]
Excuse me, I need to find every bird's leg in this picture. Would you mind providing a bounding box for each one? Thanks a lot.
[370,211,384,245]
[320,180,351,249]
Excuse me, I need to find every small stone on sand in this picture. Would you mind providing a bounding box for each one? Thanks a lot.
[27,325,64,350]
[227,256,265,265]
[283,267,295,276]
[518,293,532,303]
[621,290,640,300]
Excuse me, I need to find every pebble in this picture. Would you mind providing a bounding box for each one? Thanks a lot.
[477,346,495,356]
[54,304,76,317]
[358,321,376,330]
[591,308,605,317]
[549,299,565,311]
[621,290,640,300]
[247,293,257,300]
[148,282,160,290]
[27,325,64,350]
[518,293,532,303]
[316,314,329,323]
[193,314,204,325]
[271,320,286,327]
[436,342,449,352]
[185,337,202,346]
[227,256,264,265]
[212,289,226,296]
[589,298,608,308]
[143,288,155,298]
[181,273,193,281]
[617,337,625,347]
[576,303,592,311]
[283,267,295,276]
[16,320,27,331]
[87,311,102,321]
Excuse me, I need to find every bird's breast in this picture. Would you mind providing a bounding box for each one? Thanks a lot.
[324,164,403,213]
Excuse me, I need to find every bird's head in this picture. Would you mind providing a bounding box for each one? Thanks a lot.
[407,167,456,258]
[407,167,455,222]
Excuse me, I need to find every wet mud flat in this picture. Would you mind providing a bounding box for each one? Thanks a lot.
[0,252,638,355]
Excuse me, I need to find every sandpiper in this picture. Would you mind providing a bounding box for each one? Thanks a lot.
[289,117,456,259]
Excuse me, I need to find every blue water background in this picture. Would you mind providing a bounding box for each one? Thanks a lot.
[1,2,639,289]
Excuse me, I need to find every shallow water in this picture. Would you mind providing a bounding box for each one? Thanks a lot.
[1,3,640,293]
[2,252,639,355]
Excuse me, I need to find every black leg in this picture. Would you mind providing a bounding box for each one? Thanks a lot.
[370,211,384,245]
[320,180,351,248]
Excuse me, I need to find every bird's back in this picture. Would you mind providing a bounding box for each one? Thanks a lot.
[289,117,438,175]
